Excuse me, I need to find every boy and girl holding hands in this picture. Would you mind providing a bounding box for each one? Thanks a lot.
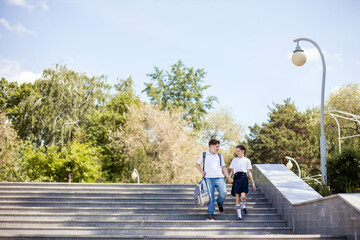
[195,139,256,221]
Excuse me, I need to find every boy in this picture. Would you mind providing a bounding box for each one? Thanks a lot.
[195,139,233,221]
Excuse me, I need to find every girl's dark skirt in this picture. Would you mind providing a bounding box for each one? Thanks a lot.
[231,172,248,196]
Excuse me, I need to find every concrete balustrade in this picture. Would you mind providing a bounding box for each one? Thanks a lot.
[253,164,360,240]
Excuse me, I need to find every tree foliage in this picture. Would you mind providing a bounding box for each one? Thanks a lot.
[14,64,110,148]
[18,141,101,183]
[0,111,21,181]
[200,108,246,166]
[114,103,203,184]
[201,107,246,148]
[61,141,101,183]
[327,83,360,114]
[325,83,360,153]
[5,63,358,187]
[0,78,18,111]
[143,60,218,130]
[247,99,320,176]
[82,77,140,182]
[0,78,37,141]
[328,147,360,193]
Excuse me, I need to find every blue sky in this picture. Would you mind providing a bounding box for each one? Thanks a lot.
[1,0,359,131]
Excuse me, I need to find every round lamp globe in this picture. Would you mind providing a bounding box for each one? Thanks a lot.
[292,51,307,66]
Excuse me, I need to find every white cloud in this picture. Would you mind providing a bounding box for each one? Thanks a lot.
[7,0,48,10]
[39,1,48,10]
[356,61,360,65]
[302,48,341,62]
[0,58,41,84]
[302,47,320,63]
[0,18,11,30]
[303,47,343,63]
[7,0,35,10]
[0,18,35,35]
[288,47,343,72]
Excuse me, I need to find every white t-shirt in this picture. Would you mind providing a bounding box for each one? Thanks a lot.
[229,157,252,173]
[196,151,225,178]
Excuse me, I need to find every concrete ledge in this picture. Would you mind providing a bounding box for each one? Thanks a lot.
[253,164,360,240]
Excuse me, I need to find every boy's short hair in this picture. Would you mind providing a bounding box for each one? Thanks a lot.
[208,139,220,147]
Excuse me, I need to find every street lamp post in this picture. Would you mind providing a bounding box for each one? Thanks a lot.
[291,37,327,185]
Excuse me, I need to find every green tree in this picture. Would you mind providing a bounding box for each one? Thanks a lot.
[18,143,61,182]
[82,77,140,182]
[327,83,360,114]
[143,60,218,130]
[247,99,320,176]
[61,141,101,183]
[325,83,360,153]
[0,78,37,140]
[328,147,360,193]
[18,142,101,183]
[0,78,15,110]
[15,64,110,148]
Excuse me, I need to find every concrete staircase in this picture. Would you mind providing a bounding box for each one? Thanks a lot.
[0,183,346,239]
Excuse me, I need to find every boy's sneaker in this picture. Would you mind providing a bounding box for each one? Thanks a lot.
[217,203,224,213]
[236,217,242,220]
[243,208,248,214]
[206,214,215,221]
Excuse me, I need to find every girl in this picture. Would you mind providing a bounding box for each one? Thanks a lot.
[229,145,256,220]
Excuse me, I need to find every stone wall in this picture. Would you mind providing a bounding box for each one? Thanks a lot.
[253,164,360,240]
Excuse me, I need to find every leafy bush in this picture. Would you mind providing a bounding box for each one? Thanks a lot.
[18,142,101,183]
[307,181,331,197]
[328,147,360,193]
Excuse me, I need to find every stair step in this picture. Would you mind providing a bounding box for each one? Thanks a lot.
[0,183,238,188]
[0,219,288,228]
[0,201,272,209]
[0,191,263,198]
[0,234,346,240]
[0,195,268,202]
[0,196,268,203]
[0,184,238,190]
[0,226,294,235]
[0,213,283,220]
[0,189,261,195]
[0,206,277,214]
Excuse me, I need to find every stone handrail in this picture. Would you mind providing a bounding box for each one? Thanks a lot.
[252,164,360,240]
